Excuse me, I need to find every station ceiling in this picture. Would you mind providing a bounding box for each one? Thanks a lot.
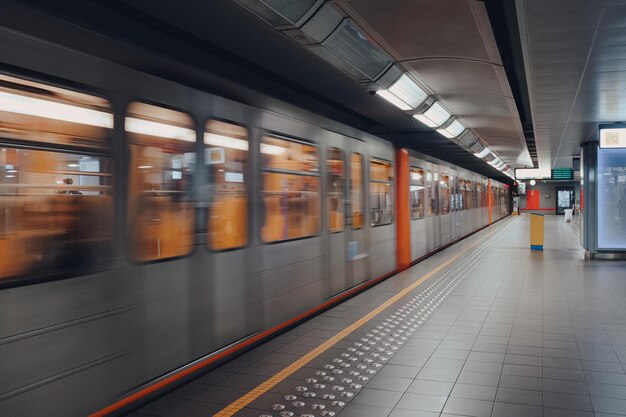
[517,0,626,170]
[0,0,566,183]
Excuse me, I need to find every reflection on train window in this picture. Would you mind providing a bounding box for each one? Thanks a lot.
[351,153,364,229]
[370,159,393,226]
[327,148,344,233]
[0,149,113,280]
[126,102,195,261]
[261,136,320,242]
[461,180,474,210]
[0,74,114,282]
[204,120,248,250]
[0,73,113,149]
[439,174,450,215]
[410,167,425,220]
[458,179,466,210]
[477,183,485,207]
[428,171,437,216]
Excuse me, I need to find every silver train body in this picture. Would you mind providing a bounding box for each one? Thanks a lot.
[0,28,509,417]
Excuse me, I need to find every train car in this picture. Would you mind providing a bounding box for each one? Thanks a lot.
[0,29,509,417]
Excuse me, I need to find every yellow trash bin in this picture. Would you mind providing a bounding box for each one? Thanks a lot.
[530,213,544,251]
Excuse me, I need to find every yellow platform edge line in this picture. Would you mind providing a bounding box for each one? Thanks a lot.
[213,219,510,416]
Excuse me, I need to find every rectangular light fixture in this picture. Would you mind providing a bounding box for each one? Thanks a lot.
[515,167,551,180]
[474,147,491,158]
[0,91,113,128]
[414,102,451,128]
[204,133,249,150]
[437,119,465,139]
[126,117,196,142]
[387,74,427,109]
[205,132,285,155]
[376,89,412,111]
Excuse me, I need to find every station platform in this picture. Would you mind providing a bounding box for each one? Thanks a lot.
[129,215,626,417]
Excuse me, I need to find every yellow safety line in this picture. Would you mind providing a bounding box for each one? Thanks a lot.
[214,219,511,416]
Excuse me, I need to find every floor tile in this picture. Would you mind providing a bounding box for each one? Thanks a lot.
[496,387,542,406]
[441,397,493,417]
[491,402,542,417]
[395,393,448,412]
[450,383,497,401]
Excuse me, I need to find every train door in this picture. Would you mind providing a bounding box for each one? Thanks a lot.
[451,173,461,240]
[426,168,439,250]
[368,147,396,279]
[409,163,428,260]
[439,169,453,245]
[326,139,348,295]
[347,141,369,285]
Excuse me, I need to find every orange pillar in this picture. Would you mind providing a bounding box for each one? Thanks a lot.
[487,179,493,225]
[395,148,410,271]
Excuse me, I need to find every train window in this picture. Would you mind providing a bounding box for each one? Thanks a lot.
[458,179,466,210]
[351,153,364,229]
[261,135,320,242]
[427,171,437,216]
[410,167,425,220]
[439,174,450,215]
[126,102,195,261]
[204,120,248,250]
[0,74,113,282]
[465,180,474,210]
[327,148,344,233]
[370,159,393,226]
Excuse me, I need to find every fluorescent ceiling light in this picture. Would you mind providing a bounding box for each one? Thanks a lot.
[387,74,427,109]
[126,117,196,142]
[515,168,551,180]
[376,89,412,111]
[437,120,465,139]
[414,102,450,128]
[260,143,286,155]
[0,91,113,128]
[204,133,285,155]
[446,120,465,137]
[204,133,249,151]
[474,147,491,158]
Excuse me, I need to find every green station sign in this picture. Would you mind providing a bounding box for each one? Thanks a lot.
[551,168,573,180]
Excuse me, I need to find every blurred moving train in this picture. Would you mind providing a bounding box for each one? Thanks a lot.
[0,30,509,417]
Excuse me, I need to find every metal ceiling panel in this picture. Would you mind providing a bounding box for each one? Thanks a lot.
[339,0,494,62]
[404,60,512,97]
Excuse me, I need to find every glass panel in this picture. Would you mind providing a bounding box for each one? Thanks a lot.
[458,179,466,210]
[427,171,437,216]
[126,102,195,261]
[261,173,320,242]
[205,120,248,250]
[327,148,344,233]
[0,148,113,281]
[439,175,450,215]
[262,136,318,172]
[597,147,626,249]
[370,159,393,226]
[410,167,425,220]
[351,153,364,229]
[325,20,392,80]
[261,136,320,242]
[0,74,112,149]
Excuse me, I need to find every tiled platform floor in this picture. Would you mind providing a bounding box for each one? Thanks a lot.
[131,215,626,417]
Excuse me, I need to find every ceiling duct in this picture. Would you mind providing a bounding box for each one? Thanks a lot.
[300,5,392,82]
[233,1,392,82]
[231,0,324,28]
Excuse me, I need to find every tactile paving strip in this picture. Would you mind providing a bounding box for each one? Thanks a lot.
[232,219,517,417]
